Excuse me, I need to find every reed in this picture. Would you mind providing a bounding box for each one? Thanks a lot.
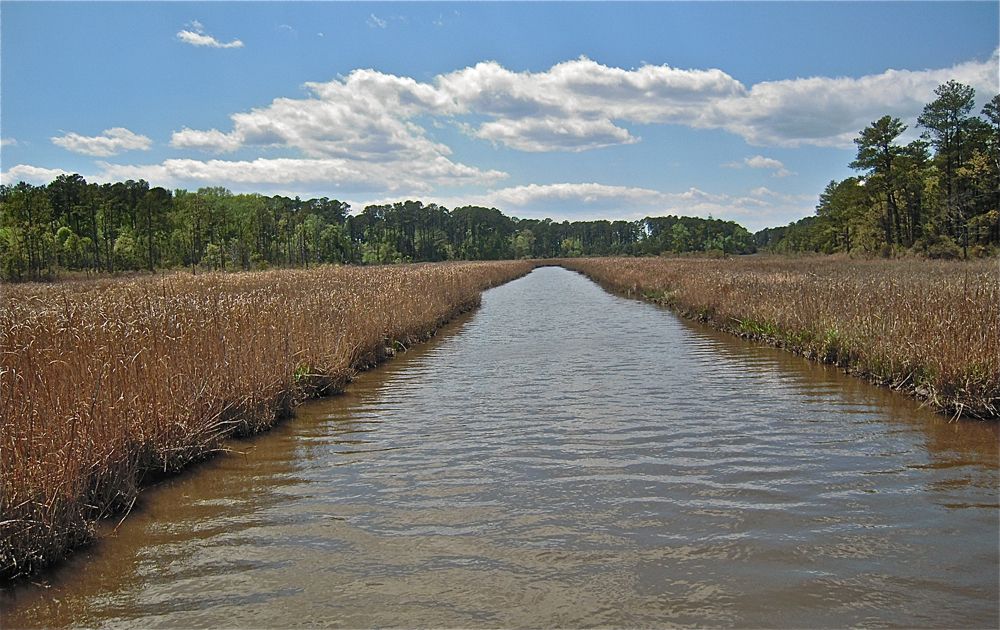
[0,261,532,580]
[560,256,1000,420]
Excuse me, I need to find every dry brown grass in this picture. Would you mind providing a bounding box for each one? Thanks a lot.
[0,261,531,580]
[560,256,1000,420]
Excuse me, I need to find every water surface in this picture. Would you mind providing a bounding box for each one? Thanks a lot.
[3,266,997,627]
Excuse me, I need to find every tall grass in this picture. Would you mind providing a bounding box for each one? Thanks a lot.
[560,256,1000,420]
[0,261,531,580]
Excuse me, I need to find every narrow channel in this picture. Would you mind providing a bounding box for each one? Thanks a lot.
[3,266,997,627]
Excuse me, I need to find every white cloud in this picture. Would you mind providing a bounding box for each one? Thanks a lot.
[92,156,506,195]
[51,127,152,157]
[160,68,503,192]
[367,14,387,29]
[170,127,243,153]
[1,164,73,185]
[709,52,1000,147]
[728,155,795,177]
[2,155,502,196]
[749,186,780,198]
[446,52,999,150]
[176,21,244,49]
[744,155,783,170]
[1,138,18,147]
[491,182,668,209]
[475,117,638,152]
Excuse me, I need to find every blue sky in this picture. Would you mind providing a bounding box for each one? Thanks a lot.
[2,1,998,231]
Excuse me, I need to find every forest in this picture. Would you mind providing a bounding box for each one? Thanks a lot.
[758,83,999,257]
[0,179,755,281]
[1,81,996,281]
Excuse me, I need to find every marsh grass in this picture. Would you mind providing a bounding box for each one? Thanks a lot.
[0,261,531,580]
[560,256,999,420]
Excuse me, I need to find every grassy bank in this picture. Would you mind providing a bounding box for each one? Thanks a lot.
[559,256,999,420]
[0,261,532,580]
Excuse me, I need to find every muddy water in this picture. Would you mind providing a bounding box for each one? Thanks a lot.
[3,266,998,628]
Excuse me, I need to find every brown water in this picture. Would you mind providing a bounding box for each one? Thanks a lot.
[3,266,998,628]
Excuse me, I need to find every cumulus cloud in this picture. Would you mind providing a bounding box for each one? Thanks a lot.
[440,53,998,149]
[159,68,505,192]
[432,57,744,151]
[744,155,784,170]
[367,14,387,29]
[50,127,152,157]
[709,52,1000,147]
[176,21,244,49]
[490,182,669,208]
[749,186,781,198]
[1,137,18,147]
[168,52,999,166]
[726,155,794,177]
[1,164,73,185]
[170,127,243,153]
[91,155,506,195]
[475,117,638,152]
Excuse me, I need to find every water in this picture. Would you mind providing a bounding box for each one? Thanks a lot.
[3,266,997,627]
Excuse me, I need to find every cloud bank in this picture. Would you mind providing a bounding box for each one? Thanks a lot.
[162,52,999,163]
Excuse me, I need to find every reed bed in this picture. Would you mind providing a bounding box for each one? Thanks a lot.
[0,261,532,580]
[560,256,1000,420]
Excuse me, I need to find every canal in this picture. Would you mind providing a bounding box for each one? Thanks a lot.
[3,266,997,627]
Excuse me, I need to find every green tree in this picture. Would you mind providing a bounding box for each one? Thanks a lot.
[135,187,172,270]
[0,183,55,279]
[113,228,142,270]
[850,115,908,251]
[511,228,536,259]
[918,81,978,253]
[668,222,690,252]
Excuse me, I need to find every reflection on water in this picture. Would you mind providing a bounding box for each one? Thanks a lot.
[3,267,997,628]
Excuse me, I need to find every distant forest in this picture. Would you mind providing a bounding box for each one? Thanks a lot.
[1,80,996,281]
[0,179,756,281]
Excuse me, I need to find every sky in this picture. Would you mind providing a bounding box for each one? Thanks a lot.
[1,1,998,231]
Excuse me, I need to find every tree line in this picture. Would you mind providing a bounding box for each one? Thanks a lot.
[0,177,756,280]
[758,82,999,258]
